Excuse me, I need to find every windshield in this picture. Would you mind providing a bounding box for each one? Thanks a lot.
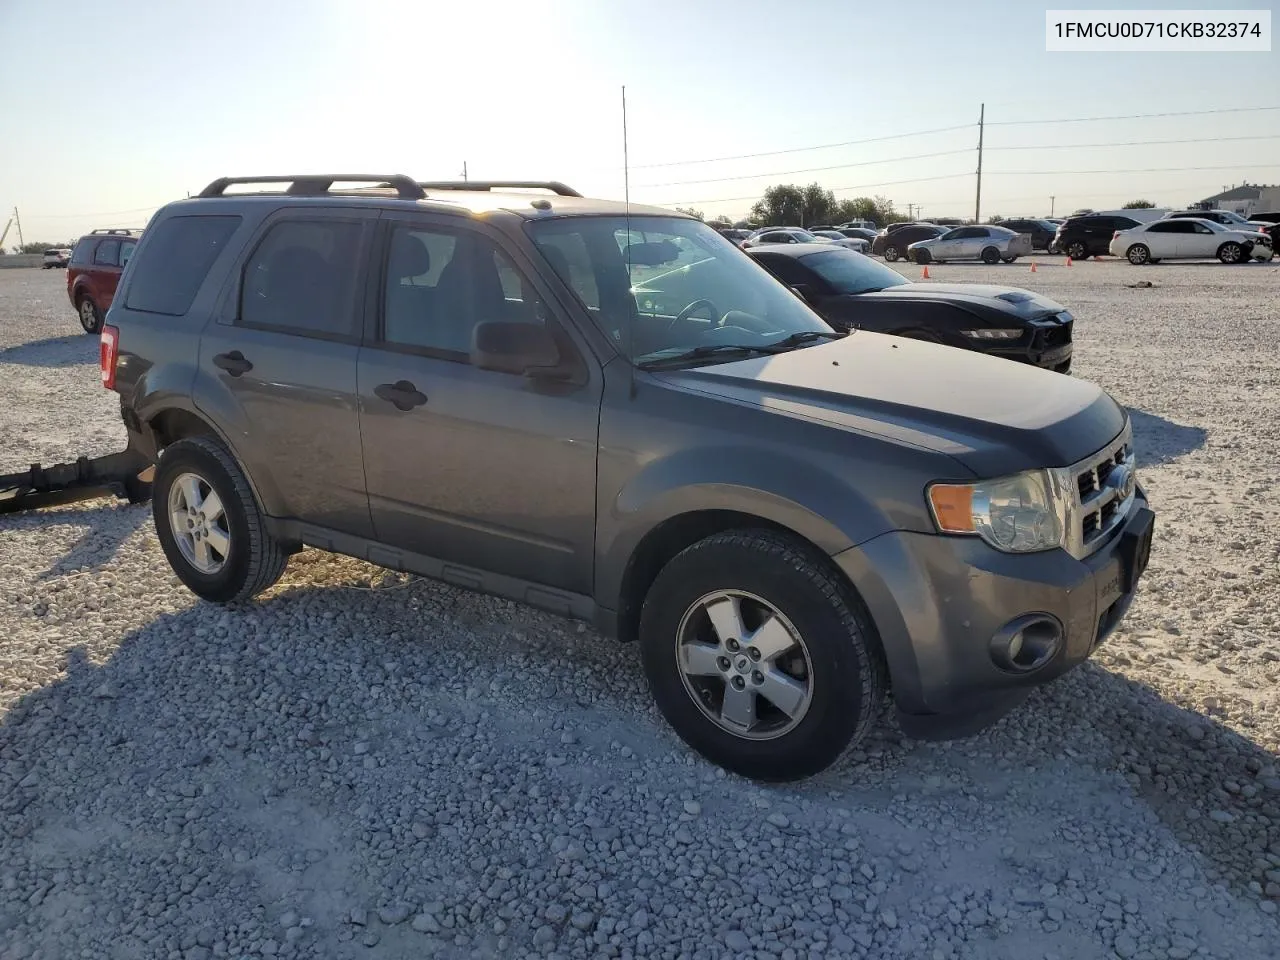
[801,250,910,294]
[527,216,833,366]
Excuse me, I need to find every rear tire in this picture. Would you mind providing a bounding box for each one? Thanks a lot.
[639,529,885,781]
[981,247,1000,265]
[1127,244,1151,265]
[1217,242,1244,264]
[1066,240,1088,260]
[152,437,290,604]
[883,245,900,262]
[77,296,102,335]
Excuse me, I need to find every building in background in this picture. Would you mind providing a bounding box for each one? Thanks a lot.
[1193,182,1276,217]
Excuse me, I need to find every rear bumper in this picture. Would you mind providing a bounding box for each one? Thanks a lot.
[833,493,1153,739]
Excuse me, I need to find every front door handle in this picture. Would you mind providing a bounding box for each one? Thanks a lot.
[213,351,253,377]
[374,380,428,411]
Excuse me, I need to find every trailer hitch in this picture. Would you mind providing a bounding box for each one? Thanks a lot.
[0,447,154,514]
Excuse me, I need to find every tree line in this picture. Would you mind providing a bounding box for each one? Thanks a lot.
[675,182,1160,228]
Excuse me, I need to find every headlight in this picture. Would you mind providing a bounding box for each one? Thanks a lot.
[927,470,1068,553]
[960,328,1022,340]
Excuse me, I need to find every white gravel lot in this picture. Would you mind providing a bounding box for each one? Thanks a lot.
[1,260,1278,960]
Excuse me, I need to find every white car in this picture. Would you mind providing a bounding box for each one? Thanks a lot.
[41,248,72,269]
[1109,217,1274,265]
[741,228,838,249]
[809,229,871,253]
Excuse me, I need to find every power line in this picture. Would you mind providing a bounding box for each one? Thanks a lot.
[637,148,974,188]
[987,133,1280,151]
[628,123,976,170]
[654,172,972,207]
[22,205,160,220]
[988,163,1280,176]
[988,105,1280,126]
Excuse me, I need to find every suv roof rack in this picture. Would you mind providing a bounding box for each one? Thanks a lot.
[197,174,426,201]
[416,180,583,198]
[90,228,144,236]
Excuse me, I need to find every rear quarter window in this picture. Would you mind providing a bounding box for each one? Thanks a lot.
[125,215,242,317]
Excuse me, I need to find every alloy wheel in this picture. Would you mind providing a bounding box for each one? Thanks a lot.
[167,471,230,574]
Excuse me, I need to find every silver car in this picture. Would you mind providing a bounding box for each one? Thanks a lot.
[908,225,1033,265]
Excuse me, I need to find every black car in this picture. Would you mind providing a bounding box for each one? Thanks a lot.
[998,218,1059,252]
[1053,214,1141,260]
[871,223,946,261]
[1249,212,1280,243]
[748,244,1073,373]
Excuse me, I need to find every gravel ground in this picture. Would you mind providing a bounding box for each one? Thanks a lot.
[1,261,1278,960]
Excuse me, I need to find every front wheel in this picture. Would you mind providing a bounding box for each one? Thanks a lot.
[77,296,102,334]
[1218,242,1244,264]
[981,246,1000,265]
[883,245,900,262]
[1127,244,1151,265]
[153,437,290,603]
[639,529,885,781]
[913,248,932,265]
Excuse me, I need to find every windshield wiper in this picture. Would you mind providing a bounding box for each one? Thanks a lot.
[637,331,844,370]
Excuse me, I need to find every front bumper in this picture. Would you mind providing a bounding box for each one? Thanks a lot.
[833,492,1153,739]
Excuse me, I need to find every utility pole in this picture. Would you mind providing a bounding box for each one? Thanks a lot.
[461,161,468,182]
[906,203,915,220]
[974,103,985,224]
[13,207,24,251]
[1050,195,1055,218]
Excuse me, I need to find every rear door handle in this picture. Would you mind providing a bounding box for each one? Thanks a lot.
[374,380,428,411]
[213,351,253,377]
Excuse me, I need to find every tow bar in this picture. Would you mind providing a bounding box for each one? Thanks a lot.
[0,447,154,514]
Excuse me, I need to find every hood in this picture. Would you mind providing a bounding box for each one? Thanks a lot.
[654,332,1124,477]
[858,282,1068,320]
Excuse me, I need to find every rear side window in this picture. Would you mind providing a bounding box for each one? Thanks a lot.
[93,239,120,266]
[240,219,363,339]
[126,216,242,316]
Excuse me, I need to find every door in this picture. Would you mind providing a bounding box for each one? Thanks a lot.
[357,215,602,594]
[1142,221,1182,258]
[198,209,375,536]
[930,229,962,259]
[954,227,987,259]
[1181,220,1218,258]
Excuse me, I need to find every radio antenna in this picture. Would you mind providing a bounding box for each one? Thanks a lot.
[622,84,636,396]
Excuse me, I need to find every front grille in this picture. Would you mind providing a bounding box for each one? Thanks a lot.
[1032,316,1073,351]
[1070,432,1135,557]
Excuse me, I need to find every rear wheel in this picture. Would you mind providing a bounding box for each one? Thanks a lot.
[77,296,102,334]
[883,244,900,262]
[1066,240,1088,260]
[1217,242,1244,264]
[1126,244,1151,265]
[639,530,885,781]
[981,247,1000,265]
[153,437,290,603]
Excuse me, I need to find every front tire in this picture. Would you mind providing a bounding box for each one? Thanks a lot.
[913,248,932,265]
[639,529,885,781]
[883,245,900,262]
[981,247,1000,264]
[153,437,290,603]
[1218,242,1245,264]
[77,296,102,334]
[1127,244,1151,265]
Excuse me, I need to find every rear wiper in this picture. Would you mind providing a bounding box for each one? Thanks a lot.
[637,331,844,370]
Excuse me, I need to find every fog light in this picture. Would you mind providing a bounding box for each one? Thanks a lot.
[989,614,1063,673]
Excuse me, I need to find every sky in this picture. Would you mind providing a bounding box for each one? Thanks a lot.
[1,0,1277,242]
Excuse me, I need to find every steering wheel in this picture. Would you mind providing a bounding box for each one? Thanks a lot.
[668,298,722,334]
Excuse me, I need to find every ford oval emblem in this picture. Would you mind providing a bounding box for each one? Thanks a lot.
[1106,463,1136,501]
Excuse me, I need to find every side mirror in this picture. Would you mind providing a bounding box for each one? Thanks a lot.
[471,321,566,378]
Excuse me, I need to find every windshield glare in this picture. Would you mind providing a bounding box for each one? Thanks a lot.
[527,216,832,365]
[802,250,910,294]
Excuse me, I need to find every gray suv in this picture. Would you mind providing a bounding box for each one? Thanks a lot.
[100,174,1155,781]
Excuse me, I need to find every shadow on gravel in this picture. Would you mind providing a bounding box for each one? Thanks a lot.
[0,333,95,368]
[1126,407,1207,466]
[22,504,152,580]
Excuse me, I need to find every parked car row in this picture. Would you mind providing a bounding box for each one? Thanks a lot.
[1055,211,1274,264]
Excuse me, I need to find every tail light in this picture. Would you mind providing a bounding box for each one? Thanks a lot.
[100,324,120,390]
[1112,231,1121,239]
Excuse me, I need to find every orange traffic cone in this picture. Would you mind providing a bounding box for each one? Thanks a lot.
[1030,262,1038,273]
[1066,256,1073,267]
[921,265,931,279]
